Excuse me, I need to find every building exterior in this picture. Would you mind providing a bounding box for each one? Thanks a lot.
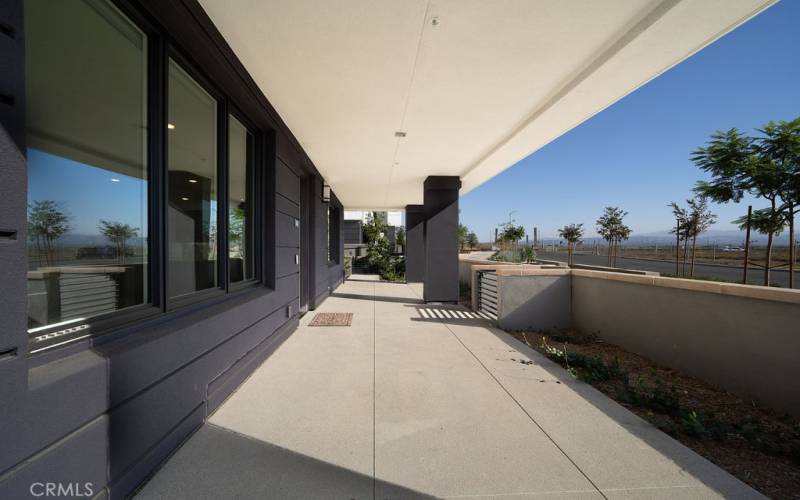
[0,0,775,498]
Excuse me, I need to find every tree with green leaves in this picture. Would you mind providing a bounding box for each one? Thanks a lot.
[596,207,631,267]
[670,197,716,277]
[364,211,390,276]
[759,118,800,288]
[685,196,716,277]
[734,208,786,283]
[396,227,406,251]
[498,221,525,251]
[557,223,584,266]
[466,232,479,251]
[458,223,469,252]
[98,220,139,264]
[28,200,70,266]
[692,122,796,286]
[668,201,690,276]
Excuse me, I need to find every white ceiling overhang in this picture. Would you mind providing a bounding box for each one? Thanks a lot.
[199,0,775,209]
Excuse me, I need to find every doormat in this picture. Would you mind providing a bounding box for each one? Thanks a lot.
[308,312,353,327]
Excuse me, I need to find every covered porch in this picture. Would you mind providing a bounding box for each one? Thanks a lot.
[135,277,758,499]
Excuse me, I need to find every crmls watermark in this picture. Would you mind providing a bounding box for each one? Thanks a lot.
[29,482,94,497]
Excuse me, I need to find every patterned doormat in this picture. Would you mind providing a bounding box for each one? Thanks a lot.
[308,312,353,327]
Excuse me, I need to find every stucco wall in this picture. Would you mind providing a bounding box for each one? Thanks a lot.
[571,274,800,417]
[497,274,571,331]
[490,270,800,417]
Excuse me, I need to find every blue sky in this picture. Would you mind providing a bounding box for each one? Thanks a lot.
[28,149,147,235]
[460,0,800,242]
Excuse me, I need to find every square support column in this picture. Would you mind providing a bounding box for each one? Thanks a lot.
[404,205,425,283]
[423,176,461,303]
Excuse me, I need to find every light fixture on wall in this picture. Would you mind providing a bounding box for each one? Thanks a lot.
[322,183,331,203]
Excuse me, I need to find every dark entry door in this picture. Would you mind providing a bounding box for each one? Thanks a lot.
[299,176,311,314]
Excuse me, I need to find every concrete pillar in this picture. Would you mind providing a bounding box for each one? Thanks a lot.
[423,176,461,303]
[405,204,425,282]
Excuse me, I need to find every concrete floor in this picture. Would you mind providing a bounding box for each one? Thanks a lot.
[135,277,762,499]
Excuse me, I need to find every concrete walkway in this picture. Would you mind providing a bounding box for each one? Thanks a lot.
[136,278,762,499]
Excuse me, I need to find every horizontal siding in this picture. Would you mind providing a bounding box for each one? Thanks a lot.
[276,193,299,218]
[275,211,300,248]
[277,247,299,278]
[276,159,300,203]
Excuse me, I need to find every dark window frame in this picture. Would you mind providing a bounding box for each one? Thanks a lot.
[25,0,273,354]
[227,106,262,291]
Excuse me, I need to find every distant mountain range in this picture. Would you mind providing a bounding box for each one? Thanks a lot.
[571,229,792,246]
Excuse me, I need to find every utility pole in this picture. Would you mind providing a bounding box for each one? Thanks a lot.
[743,205,752,284]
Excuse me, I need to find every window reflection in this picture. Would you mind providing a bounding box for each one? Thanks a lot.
[25,0,148,334]
[228,116,255,283]
[167,60,219,298]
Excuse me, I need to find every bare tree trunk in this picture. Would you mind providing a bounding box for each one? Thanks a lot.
[764,231,774,287]
[743,205,752,284]
[789,205,795,289]
[675,218,680,275]
[607,241,612,266]
[682,234,689,277]
[690,235,698,277]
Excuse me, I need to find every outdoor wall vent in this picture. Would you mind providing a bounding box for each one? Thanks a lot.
[394,131,406,138]
[322,183,331,203]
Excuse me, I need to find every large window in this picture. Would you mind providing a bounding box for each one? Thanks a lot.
[25,0,148,337]
[22,0,267,351]
[228,116,255,283]
[167,60,219,299]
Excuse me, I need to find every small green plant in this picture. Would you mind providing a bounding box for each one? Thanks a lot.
[681,411,708,437]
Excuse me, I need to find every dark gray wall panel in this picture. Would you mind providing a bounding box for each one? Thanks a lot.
[405,205,425,283]
[1,350,107,474]
[0,126,27,364]
[277,247,300,278]
[0,1,25,150]
[423,177,461,302]
[275,134,300,175]
[107,303,297,478]
[98,277,298,407]
[0,416,108,499]
[276,211,300,248]
[276,193,300,219]
[276,159,300,203]
[107,404,204,500]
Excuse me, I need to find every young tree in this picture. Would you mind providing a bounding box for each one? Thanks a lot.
[668,201,690,276]
[693,127,786,286]
[557,223,584,266]
[758,118,800,288]
[458,223,469,252]
[466,232,479,250]
[98,220,139,264]
[28,200,70,266]
[685,196,716,277]
[498,222,525,251]
[596,207,630,267]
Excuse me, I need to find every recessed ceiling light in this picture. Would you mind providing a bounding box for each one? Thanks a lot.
[181,197,189,201]
[394,131,406,137]
[188,179,198,183]
[110,178,120,182]
[167,123,176,130]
